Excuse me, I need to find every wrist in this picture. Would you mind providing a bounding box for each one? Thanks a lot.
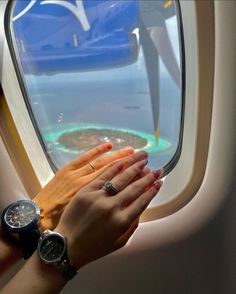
[1,200,41,259]
[55,226,85,270]
[33,198,47,231]
[34,198,62,231]
[33,251,68,287]
[37,229,79,281]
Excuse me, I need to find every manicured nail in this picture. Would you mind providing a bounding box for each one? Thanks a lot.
[136,151,148,159]
[137,160,148,169]
[103,142,113,150]
[160,167,164,174]
[153,169,163,179]
[143,167,151,174]
[108,143,113,149]
[122,146,135,153]
[153,180,163,190]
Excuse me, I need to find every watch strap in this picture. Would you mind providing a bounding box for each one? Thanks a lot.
[1,200,41,259]
[38,230,78,281]
[20,228,41,259]
[58,258,78,280]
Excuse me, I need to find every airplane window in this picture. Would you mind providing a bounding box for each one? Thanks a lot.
[7,0,184,170]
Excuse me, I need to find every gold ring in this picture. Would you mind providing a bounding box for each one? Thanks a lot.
[88,162,96,172]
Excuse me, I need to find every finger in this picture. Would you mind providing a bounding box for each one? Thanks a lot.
[121,150,148,169]
[73,159,131,190]
[84,160,150,183]
[92,150,149,179]
[72,162,99,178]
[117,170,163,207]
[121,168,151,208]
[85,161,125,190]
[143,167,151,175]
[89,150,148,176]
[107,159,148,194]
[63,142,113,170]
[128,167,151,184]
[84,152,148,190]
[123,182,163,224]
[73,146,135,177]
[91,151,148,196]
[76,161,122,186]
[92,146,134,170]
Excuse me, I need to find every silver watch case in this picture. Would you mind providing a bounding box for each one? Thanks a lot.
[38,229,78,280]
[37,229,67,264]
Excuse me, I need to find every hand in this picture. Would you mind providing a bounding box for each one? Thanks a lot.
[34,143,135,231]
[55,153,163,269]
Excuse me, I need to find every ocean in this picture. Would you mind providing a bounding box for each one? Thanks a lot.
[25,57,182,170]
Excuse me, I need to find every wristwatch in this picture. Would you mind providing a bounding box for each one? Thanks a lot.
[1,199,41,259]
[37,229,78,281]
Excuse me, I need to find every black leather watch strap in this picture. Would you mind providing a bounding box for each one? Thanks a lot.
[58,258,78,281]
[38,230,78,280]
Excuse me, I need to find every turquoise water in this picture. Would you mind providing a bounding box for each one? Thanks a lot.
[44,123,172,154]
[27,64,181,169]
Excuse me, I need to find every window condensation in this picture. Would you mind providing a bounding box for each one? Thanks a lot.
[9,0,183,170]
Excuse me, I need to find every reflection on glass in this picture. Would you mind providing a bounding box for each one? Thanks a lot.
[10,0,183,169]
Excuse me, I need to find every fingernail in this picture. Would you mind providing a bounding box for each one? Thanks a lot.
[160,167,165,175]
[152,169,162,179]
[122,146,135,153]
[104,142,113,150]
[145,160,148,166]
[137,159,148,169]
[136,151,148,158]
[153,180,163,190]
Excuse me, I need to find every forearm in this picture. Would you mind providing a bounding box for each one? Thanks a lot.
[1,252,68,294]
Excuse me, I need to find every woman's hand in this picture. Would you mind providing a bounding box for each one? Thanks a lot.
[34,142,136,231]
[55,153,163,269]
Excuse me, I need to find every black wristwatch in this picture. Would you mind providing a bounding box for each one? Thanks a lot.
[1,200,41,259]
[37,229,78,281]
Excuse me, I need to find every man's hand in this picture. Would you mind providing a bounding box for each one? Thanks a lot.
[34,143,136,230]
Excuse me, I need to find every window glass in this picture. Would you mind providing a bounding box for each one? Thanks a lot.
[9,0,183,170]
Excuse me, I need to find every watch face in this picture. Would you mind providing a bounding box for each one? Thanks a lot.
[3,200,39,230]
[39,234,66,263]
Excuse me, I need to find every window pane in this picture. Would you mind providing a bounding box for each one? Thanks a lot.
[9,0,183,170]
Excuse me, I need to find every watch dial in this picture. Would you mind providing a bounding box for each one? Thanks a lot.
[4,202,36,229]
[40,235,65,263]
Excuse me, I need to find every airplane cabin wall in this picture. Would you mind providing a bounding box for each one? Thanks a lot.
[0,1,235,294]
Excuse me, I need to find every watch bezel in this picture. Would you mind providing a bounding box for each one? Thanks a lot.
[38,231,67,264]
[1,200,40,233]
